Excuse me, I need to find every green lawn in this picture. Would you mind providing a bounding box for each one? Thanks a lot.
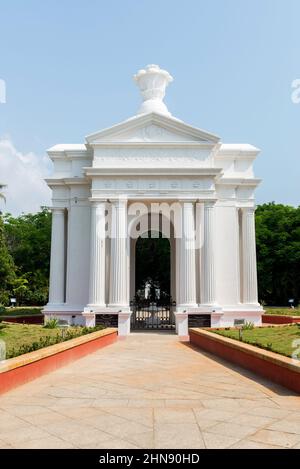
[264,307,300,317]
[0,322,103,359]
[213,325,300,358]
[0,307,43,317]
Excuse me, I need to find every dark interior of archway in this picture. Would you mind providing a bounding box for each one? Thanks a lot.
[135,231,170,302]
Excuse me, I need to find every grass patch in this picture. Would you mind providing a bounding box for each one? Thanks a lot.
[264,307,300,317]
[0,322,105,359]
[213,325,300,358]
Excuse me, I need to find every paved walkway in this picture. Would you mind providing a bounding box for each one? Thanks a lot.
[1,332,300,449]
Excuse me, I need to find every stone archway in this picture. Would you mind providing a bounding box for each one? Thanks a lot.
[128,210,177,305]
[135,233,171,302]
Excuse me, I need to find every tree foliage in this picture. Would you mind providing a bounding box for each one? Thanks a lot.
[0,215,16,304]
[1,208,51,305]
[256,203,300,305]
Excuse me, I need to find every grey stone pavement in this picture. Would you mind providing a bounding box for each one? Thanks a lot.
[1,332,300,449]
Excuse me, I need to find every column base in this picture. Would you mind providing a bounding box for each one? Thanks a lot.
[174,312,189,341]
[83,307,132,336]
[176,304,198,312]
[82,311,96,327]
[118,311,132,336]
[107,305,131,313]
[85,304,106,312]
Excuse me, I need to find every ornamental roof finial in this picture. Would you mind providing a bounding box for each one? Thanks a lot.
[133,64,173,116]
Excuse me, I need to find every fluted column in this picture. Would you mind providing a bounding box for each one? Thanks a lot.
[109,199,129,307]
[201,201,216,305]
[178,201,197,307]
[49,208,65,304]
[88,201,106,306]
[241,207,258,304]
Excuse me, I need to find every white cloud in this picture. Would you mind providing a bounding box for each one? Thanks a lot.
[0,138,52,215]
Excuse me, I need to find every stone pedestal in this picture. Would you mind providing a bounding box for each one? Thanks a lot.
[118,312,132,337]
[174,312,189,341]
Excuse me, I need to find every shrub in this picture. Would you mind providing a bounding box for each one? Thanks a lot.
[44,318,59,329]
[0,291,10,307]
[242,321,255,331]
[0,305,6,314]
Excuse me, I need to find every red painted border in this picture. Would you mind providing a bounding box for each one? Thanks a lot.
[190,330,300,394]
[1,315,44,324]
[0,331,117,395]
[262,314,300,324]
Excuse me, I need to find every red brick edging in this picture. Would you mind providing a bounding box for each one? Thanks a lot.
[189,328,300,394]
[0,315,44,325]
[0,328,117,395]
[262,314,300,324]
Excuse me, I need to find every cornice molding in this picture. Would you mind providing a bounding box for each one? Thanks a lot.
[45,177,90,187]
[84,167,223,178]
[90,141,216,149]
[217,177,261,187]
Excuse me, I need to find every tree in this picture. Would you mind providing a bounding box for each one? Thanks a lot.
[0,214,15,305]
[3,208,52,305]
[256,203,300,305]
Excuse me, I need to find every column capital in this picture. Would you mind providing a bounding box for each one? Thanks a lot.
[89,198,108,205]
[50,206,66,214]
[203,199,217,209]
[241,206,256,214]
[109,197,128,205]
[178,198,197,204]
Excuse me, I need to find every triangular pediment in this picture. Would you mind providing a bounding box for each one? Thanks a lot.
[85,112,220,145]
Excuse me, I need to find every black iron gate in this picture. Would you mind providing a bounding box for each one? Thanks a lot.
[130,298,176,330]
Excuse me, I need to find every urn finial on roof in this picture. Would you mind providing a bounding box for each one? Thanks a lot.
[133,64,173,116]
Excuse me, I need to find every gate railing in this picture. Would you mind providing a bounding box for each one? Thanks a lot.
[130,297,176,330]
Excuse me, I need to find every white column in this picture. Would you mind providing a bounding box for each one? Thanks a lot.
[178,201,197,308]
[109,198,129,308]
[201,201,216,305]
[241,207,259,304]
[48,208,65,304]
[88,201,106,306]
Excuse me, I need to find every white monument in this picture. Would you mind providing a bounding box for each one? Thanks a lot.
[44,64,263,338]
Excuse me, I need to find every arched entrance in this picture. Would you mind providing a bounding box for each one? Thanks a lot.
[129,212,176,330]
[135,232,171,302]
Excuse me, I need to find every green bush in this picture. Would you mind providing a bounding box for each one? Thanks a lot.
[0,291,10,307]
[44,318,59,329]
[242,321,255,331]
[0,305,6,314]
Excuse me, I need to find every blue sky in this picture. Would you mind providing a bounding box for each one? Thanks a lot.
[0,0,299,212]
